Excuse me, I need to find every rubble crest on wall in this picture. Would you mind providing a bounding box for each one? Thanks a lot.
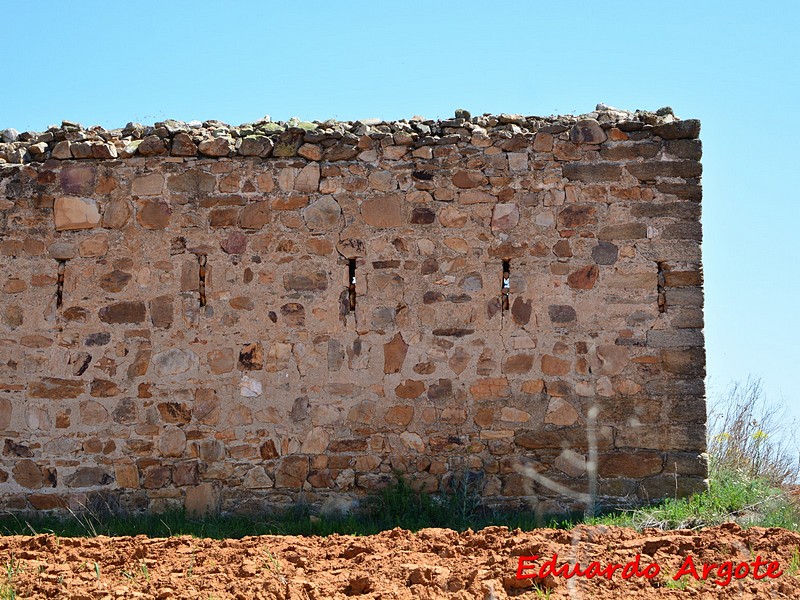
[0,105,697,166]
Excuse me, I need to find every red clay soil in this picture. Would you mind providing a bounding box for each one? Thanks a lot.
[0,523,798,599]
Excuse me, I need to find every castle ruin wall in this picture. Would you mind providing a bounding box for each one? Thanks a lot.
[0,108,706,515]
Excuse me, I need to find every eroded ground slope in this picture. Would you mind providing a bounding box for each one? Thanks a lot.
[0,523,798,599]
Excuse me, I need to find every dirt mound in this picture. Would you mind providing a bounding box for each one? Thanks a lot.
[0,523,797,599]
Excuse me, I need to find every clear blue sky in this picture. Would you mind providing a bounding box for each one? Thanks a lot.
[5,1,799,425]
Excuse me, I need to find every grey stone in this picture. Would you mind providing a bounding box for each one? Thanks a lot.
[592,242,618,265]
[152,349,199,376]
[1,128,19,142]
[646,329,704,348]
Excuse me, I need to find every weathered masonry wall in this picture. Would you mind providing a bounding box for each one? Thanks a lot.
[0,107,706,515]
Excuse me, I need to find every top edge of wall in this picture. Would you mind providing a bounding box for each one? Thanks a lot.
[0,105,701,167]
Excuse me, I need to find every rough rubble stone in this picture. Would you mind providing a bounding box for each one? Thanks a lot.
[54,197,101,230]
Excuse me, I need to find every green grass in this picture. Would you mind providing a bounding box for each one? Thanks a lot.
[0,584,15,600]
[0,476,551,538]
[0,556,17,600]
[589,469,799,531]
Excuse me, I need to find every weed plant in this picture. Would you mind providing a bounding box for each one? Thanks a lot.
[591,378,800,531]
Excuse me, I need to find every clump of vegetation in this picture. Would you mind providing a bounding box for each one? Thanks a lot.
[0,471,533,539]
[707,378,799,486]
[593,378,800,531]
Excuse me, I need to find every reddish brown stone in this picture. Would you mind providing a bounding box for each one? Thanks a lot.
[65,467,113,487]
[552,240,572,258]
[80,400,109,425]
[208,207,239,228]
[141,465,171,489]
[511,297,532,325]
[79,233,109,257]
[114,463,140,488]
[238,135,274,158]
[322,142,358,161]
[259,439,279,459]
[207,349,234,375]
[168,170,215,195]
[29,377,85,399]
[185,483,219,516]
[558,205,597,228]
[0,398,11,429]
[157,402,192,424]
[361,196,403,227]
[395,380,425,399]
[562,162,622,183]
[567,265,599,290]
[522,379,545,394]
[470,378,510,400]
[452,170,488,189]
[283,271,327,292]
[12,460,43,489]
[3,279,26,294]
[664,271,702,287]
[127,347,151,378]
[410,206,435,224]
[599,452,663,477]
[274,456,309,488]
[541,355,570,376]
[171,132,198,156]
[90,379,121,398]
[60,166,96,195]
[427,379,453,401]
[136,199,171,230]
[569,119,608,144]
[383,333,408,374]
[385,405,415,426]
[599,223,648,240]
[138,135,168,156]
[328,438,368,452]
[99,301,146,324]
[221,231,247,254]
[103,198,132,229]
[503,354,534,374]
[230,297,255,311]
[199,137,232,157]
[149,295,174,328]
[99,270,132,293]
[596,345,629,376]
[28,494,68,510]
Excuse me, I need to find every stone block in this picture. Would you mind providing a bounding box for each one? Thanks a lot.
[361,195,403,227]
[185,483,219,517]
[646,329,704,348]
[274,456,309,489]
[562,162,622,183]
[54,197,101,230]
[99,301,146,324]
[598,452,663,477]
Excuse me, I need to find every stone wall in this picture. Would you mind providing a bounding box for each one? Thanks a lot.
[0,106,706,516]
